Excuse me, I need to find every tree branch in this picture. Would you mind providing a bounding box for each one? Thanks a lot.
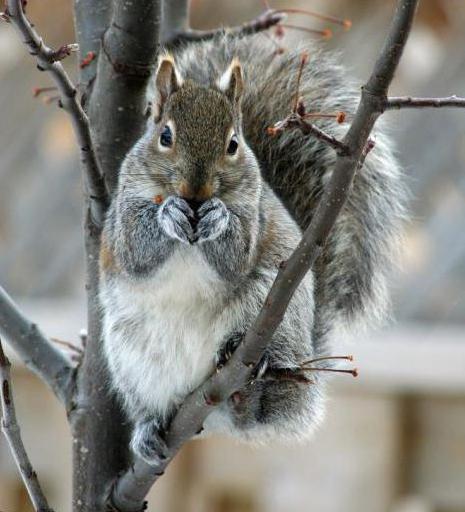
[164,8,285,47]
[70,3,163,511]
[0,286,75,408]
[0,339,54,512]
[5,0,109,227]
[88,0,162,193]
[270,113,350,155]
[385,95,465,110]
[108,0,420,510]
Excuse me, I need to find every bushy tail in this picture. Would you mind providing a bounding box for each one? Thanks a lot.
[176,33,407,346]
[239,37,406,344]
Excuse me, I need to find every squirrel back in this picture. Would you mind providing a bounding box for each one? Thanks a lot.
[174,34,405,340]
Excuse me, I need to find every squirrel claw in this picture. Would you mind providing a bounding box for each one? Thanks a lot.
[215,332,244,369]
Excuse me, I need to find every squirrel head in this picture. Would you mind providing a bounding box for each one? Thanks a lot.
[131,54,259,205]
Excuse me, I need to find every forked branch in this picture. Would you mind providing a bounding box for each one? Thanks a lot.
[0,339,54,512]
[270,113,349,155]
[0,286,75,408]
[164,8,285,47]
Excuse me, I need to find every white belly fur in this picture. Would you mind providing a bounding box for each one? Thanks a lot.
[101,246,234,419]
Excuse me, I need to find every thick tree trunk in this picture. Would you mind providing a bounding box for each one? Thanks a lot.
[72,3,128,512]
[87,1,162,193]
[70,211,130,512]
[72,1,162,510]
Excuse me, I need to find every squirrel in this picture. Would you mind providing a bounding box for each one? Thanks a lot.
[99,33,405,465]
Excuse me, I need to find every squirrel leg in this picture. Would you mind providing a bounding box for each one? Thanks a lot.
[131,416,169,466]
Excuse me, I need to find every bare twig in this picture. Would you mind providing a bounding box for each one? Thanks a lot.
[268,52,348,153]
[0,339,54,512]
[270,113,350,155]
[109,1,420,510]
[32,86,58,97]
[164,9,285,47]
[0,286,75,408]
[50,43,80,62]
[385,95,465,110]
[358,138,376,169]
[271,7,352,30]
[50,337,84,356]
[50,338,83,364]
[300,367,359,377]
[5,0,108,227]
[278,23,332,39]
[292,52,309,112]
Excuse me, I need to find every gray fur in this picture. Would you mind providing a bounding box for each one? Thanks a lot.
[99,33,405,464]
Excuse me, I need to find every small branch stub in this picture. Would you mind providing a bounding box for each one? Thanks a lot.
[269,113,349,155]
[50,43,79,62]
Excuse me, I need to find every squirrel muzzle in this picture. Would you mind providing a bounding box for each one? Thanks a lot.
[178,180,213,204]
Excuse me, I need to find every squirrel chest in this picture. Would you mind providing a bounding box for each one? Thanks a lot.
[102,247,233,416]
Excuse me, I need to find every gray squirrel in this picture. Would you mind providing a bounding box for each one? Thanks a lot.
[99,33,405,465]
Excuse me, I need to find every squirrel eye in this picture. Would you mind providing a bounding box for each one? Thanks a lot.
[160,125,173,148]
[227,133,239,155]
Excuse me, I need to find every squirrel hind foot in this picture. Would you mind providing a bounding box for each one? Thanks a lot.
[131,418,169,466]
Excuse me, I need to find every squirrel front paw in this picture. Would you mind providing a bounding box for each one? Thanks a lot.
[131,418,169,466]
[195,198,230,243]
[158,196,195,244]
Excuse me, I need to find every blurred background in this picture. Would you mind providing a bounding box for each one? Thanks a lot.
[1,0,465,511]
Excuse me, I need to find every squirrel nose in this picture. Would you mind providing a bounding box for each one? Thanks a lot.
[178,181,213,203]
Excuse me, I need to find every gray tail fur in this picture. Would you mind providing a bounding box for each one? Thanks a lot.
[175,33,406,346]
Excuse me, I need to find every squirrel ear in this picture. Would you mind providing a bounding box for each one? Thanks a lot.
[154,55,183,119]
[218,58,244,105]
